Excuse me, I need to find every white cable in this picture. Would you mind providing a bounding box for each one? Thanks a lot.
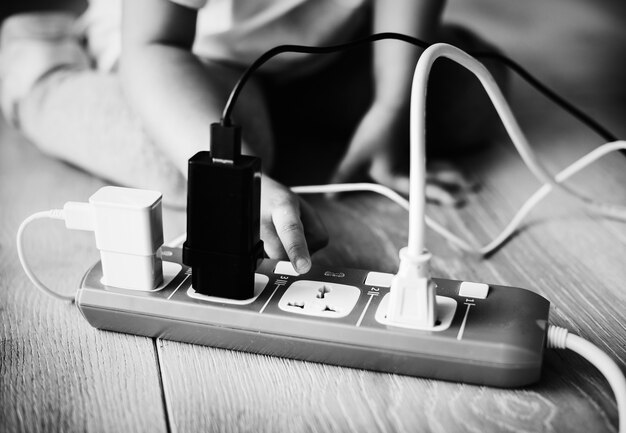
[291,137,626,256]
[291,183,475,252]
[413,44,626,232]
[176,47,626,258]
[410,43,626,257]
[547,325,626,433]
[16,210,76,303]
[477,140,626,255]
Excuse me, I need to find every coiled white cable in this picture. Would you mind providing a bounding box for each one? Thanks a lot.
[547,325,626,433]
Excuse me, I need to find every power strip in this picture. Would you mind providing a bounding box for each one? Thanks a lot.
[77,247,550,387]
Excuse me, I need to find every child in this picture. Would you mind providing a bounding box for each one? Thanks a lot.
[0,0,504,274]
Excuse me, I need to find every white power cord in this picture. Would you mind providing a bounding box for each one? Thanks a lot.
[298,45,626,419]
[16,209,75,302]
[415,44,626,224]
[293,41,626,257]
[14,37,623,431]
[292,140,626,256]
[292,182,477,252]
[548,325,626,433]
[17,187,165,302]
[410,43,626,257]
[476,140,626,255]
[167,44,626,260]
[19,211,625,432]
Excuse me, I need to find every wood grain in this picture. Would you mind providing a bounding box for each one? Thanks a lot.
[1,0,625,432]
[156,129,625,432]
[0,124,169,433]
[156,1,626,431]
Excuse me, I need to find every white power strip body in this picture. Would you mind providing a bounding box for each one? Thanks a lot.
[77,247,550,387]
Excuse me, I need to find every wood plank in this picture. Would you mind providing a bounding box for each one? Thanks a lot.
[157,0,626,431]
[157,135,624,432]
[0,122,169,433]
[158,130,625,433]
[1,0,623,432]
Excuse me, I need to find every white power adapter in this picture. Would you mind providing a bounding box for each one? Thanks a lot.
[65,186,165,291]
[18,186,165,295]
[17,185,167,303]
[95,186,163,290]
[17,186,165,301]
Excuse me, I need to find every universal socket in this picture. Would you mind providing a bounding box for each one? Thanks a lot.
[278,280,361,318]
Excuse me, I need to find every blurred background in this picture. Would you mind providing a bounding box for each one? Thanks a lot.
[2,0,624,134]
[1,3,625,432]
[445,0,626,135]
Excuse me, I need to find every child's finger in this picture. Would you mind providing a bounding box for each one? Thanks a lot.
[427,161,477,191]
[260,216,286,259]
[369,157,468,206]
[389,175,410,196]
[271,203,311,274]
[299,198,329,253]
[425,183,465,206]
[369,158,411,196]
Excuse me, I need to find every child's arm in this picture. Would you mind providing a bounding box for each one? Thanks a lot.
[371,0,443,113]
[333,0,453,199]
[120,0,324,273]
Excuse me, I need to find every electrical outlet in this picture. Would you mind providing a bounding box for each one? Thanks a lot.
[375,293,457,331]
[76,249,551,387]
[277,280,360,318]
[187,274,269,305]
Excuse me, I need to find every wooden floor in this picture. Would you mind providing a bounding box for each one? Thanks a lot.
[2,0,626,432]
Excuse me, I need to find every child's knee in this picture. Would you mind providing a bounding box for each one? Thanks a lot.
[0,12,90,127]
[425,25,509,156]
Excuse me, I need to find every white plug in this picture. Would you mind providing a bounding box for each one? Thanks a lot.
[384,41,444,330]
[386,247,437,329]
[64,186,164,291]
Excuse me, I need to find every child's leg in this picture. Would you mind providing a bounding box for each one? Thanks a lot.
[1,12,274,207]
[1,12,187,206]
[17,66,274,201]
[18,69,188,206]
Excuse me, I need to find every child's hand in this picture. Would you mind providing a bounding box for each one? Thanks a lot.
[332,103,475,205]
[369,158,476,206]
[261,176,328,274]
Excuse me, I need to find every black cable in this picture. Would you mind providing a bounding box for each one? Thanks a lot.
[222,33,425,125]
[474,51,618,142]
[221,32,618,143]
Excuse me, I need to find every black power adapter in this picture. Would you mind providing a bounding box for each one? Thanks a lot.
[182,123,264,299]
